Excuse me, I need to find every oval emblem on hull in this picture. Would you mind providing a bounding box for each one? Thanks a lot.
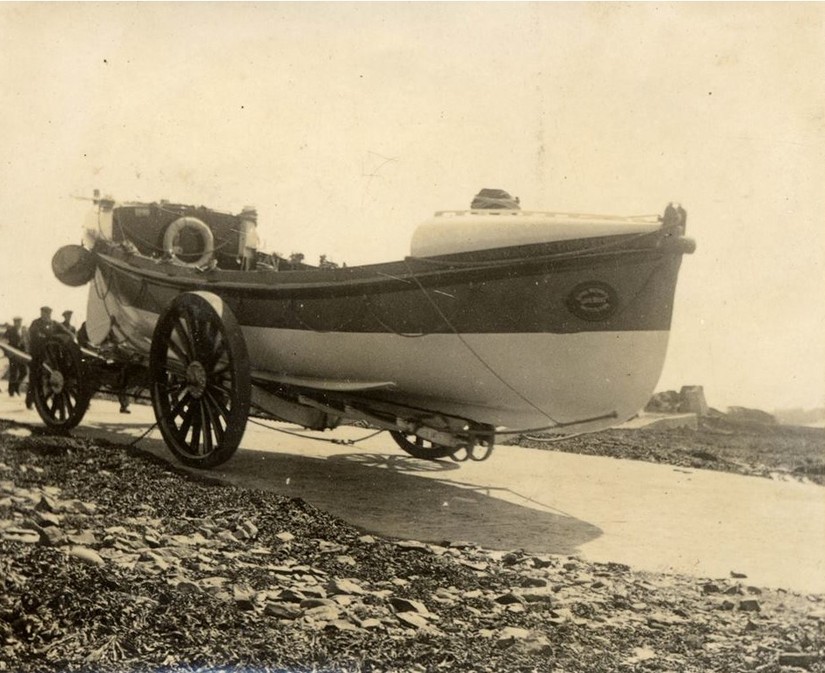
[566,282,618,321]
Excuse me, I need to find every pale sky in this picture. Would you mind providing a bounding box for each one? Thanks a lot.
[1,3,823,412]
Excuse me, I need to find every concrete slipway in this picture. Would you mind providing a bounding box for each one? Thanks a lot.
[1,398,823,595]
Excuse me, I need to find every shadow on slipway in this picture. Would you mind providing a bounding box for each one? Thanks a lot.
[77,422,603,556]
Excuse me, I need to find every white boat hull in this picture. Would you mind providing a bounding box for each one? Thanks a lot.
[91,273,668,432]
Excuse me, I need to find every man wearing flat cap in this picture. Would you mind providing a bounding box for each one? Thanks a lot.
[61,310,77,337]
[25,306,58,409]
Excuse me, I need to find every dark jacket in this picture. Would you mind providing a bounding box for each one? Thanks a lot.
[4,325,25,350]
[28,317,58,354]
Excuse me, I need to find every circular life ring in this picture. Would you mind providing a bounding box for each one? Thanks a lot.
[162,217,214,267]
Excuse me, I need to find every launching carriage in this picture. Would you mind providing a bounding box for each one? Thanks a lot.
[1,190,694,468]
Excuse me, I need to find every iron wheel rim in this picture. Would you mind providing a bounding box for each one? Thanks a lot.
[32,337,90,430]
[150,294,250,466]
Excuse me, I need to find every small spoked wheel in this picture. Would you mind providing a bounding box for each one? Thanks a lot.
[389,431,458,460]
[32,336,91,430]
[150,292,250,468]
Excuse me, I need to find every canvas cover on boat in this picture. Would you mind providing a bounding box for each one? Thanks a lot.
[112,203,243,269]
[410,210,663,258]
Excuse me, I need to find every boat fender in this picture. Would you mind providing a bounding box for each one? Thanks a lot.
[51,245,97,287]
[658,236,696,255]
[162,217,214,267]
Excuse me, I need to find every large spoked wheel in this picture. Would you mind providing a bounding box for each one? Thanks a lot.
[150,292,251,468]
[389,431,458,461]
[32,336,91,431]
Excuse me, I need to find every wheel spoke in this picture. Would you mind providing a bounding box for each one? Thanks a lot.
[196,318,218,363]
[204,396,225,444]
[173,320,195,361]
[182,308,206,361]
[202,318,217,351]
[212,378,234,397]
[210,366,232,383]
[171,392,193,420]
[200,401,214,455]
[167,337,189,366]
[179,404,195,438]
[211,328,225,354]
[207,347,228,372]
[208,377,234,396]
[205,390,229,423]
[210,366,232,386]
[206,332,227,369]
[190,406,202,454]
[165,380,188,398]
[212,360,231,376]
[165,367,188,386]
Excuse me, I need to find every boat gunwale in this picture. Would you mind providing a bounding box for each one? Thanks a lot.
[94,224,690,300]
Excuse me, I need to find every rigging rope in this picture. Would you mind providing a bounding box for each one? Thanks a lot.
[127,422,158,447]
[402,259,564,428]
[126,405,386,450]
[246,412,386,446]
[363,295,426,338]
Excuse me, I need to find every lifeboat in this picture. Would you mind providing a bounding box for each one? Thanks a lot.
[41,190,694,467]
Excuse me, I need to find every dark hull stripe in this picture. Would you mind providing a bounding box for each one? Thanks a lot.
[94,231,687,335]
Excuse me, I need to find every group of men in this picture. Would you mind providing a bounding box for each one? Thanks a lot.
[2,307,130,413]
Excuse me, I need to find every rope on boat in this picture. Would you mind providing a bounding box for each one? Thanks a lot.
[92,267,111,302]
[284,298,335,334]
[403,259,564,428]
[127,422,159,447]
[607,261,669,325]
[286,296,368,335]
[124,406,386,450]
[363,295,426,338]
